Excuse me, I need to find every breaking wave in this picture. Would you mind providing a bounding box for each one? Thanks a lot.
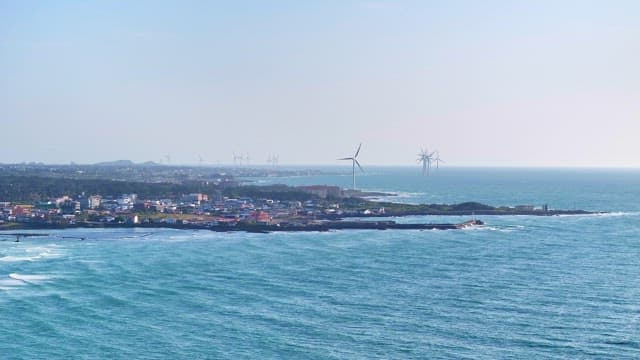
[9,273,53,283]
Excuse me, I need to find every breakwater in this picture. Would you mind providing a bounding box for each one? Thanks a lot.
[0,219,484,234]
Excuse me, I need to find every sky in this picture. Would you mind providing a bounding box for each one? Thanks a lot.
[1,0,639,167]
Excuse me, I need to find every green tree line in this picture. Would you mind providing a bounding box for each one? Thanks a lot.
[0,175,317,203]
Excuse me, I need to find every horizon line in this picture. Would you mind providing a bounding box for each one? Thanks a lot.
[2,161,640,170]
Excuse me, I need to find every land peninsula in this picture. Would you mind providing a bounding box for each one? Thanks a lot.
[0,162,596,233]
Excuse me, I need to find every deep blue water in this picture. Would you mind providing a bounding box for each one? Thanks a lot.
[2,167,640,359]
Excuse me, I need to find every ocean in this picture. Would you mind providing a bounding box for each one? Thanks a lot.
[1,167,640,359]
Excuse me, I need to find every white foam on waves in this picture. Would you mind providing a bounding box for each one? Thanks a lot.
[0,277,28,288]
[554,211,640,218]
[0,255,39,262]
[461,225,517,233]
[0,244,64,262]
[9,273,53,283]
[0,273,54,290]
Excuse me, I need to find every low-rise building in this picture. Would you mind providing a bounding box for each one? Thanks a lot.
[181,193,208,205]
[87,195,102,209]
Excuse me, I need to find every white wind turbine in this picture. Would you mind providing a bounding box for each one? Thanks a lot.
[432,150,444,169]
[266,154,279,168]
[417,148,435,176]
[339,143,364,190]
[232,152,243,166]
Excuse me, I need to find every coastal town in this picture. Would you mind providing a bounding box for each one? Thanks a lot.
[0,162,594,233]
[0,185,389,230]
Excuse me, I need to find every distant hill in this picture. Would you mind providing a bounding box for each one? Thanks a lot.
[139,161,161,167]
[93,160,136,167]
[92,160,162,167]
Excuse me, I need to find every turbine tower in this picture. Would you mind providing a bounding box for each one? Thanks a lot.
[433,151,444,169]
[266,154,279,168]
[417,148,434,176]
[233,152,243,166]
[339,143,364,190]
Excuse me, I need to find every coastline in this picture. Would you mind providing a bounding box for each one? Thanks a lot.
[0,219,484,234]
[0,208,600,235]
[322,208,597,219]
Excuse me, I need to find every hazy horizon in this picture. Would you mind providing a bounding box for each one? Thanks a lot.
[2,1,639,167]
[5,159,640,171]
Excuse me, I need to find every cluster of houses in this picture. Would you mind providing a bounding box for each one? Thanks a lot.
[0,186,387,227]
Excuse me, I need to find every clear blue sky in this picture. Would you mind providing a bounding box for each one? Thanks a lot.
[1,0,639,166]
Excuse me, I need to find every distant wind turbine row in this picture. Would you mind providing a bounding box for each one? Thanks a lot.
[338,143,444,191]
[266,154,279,168]
[232,152,251,166]
[189,144,442,190]
[417,148,444,176]
[227,152,280,167]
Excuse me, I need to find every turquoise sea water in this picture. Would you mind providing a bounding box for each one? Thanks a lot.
[2,167,640,359]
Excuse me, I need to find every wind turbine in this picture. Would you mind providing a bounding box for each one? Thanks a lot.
[432,151,444,169]
[232,152,243,166]
[266,154,279,168]
[417,148,434,176]
[339,143,364,190]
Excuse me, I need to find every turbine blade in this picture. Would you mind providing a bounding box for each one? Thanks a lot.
[354,159,364,172]
[338,157,353,160]
[354,143,362,158]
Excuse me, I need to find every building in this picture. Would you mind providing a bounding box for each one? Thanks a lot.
[80,195,102,210]
[249,210,271,225]
[12,205,33,216]
[55,196,72,208]
[88,195,102,209]
[118,194,137,206]
[181,193,208,205]
[60,200,80,214]
[126,214,140,224]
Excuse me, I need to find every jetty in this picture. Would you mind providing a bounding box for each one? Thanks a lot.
[240,219,484,233]
[0,233,49,242]
[61,236,86,240]
[0,220,483,235]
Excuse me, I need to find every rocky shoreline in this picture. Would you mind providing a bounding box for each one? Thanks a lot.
[0,219,485,235]
[322,208,597,219]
